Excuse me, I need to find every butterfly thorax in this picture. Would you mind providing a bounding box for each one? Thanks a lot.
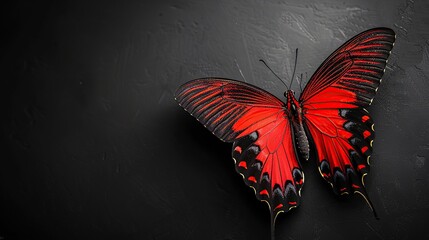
[286,90,310,161]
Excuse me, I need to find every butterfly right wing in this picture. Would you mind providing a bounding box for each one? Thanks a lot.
[299,28,395,216]
[175,78,304,219]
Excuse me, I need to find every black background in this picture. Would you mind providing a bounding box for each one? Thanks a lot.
[2,0,429,239]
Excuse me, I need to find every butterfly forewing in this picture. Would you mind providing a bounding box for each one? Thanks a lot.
[300,28,395,106]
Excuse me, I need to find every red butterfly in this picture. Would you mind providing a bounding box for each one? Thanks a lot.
[175,28,395,226]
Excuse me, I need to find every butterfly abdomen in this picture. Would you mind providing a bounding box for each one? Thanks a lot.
[293,122,310,161]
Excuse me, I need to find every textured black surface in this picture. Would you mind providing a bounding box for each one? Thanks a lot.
[2,1,429,239]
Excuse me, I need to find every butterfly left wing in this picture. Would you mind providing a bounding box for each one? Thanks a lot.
[175,78,304,219]
[299,28,395,216]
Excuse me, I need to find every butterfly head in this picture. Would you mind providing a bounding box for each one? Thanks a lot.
[284,89,293,98]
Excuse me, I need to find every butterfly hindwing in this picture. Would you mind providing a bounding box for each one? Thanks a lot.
[304,108,374,194]
[232,116,304,218]
[175,78,303,218]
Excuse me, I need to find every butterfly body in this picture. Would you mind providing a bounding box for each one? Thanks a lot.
[175,28,395,225]
[285,90,310,161]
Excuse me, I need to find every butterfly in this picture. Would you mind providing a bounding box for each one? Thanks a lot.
[174,28,395,226]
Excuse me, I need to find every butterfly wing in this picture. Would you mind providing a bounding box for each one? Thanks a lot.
[300,28,395,106]
[299,28,395,213]
[175,78,304,219]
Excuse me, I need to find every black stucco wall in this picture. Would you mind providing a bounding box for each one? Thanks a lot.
[2,0,429,239]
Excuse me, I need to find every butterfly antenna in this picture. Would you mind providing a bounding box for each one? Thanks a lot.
[288,48,299,90]
[259,59,288,89]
